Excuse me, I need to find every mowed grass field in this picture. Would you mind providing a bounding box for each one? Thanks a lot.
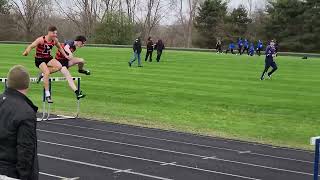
[0,44,319,149]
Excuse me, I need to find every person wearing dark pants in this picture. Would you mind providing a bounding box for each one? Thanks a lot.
[242,39,249,55]
[216,40,222,53]
[0,65,39,180]
[260,40,278,80]
[256,40,263,56]
[145,37,154,62]
[249,43,255,56]
[155,39,165,62]
[128,37,142,67]
[237,38,243,55]
[225,42,235,54]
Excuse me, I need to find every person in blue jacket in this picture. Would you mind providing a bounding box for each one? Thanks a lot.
[249,43,255,56]
[225,42,235,54]
[242,39,249,55]
[256,40,263,56]
[237,38,243,55]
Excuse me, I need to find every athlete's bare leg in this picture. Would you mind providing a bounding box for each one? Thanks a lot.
[38,63,50,92]
[68,57,90,75]
[47,59,62,73]
[60,66,77,91]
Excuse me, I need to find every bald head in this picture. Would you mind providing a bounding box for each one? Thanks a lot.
[7,65,30,91]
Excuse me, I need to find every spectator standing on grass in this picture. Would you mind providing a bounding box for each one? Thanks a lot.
[216,39,222,54]
[145,37,154,62]
[128,37,142,67]
[154,39,165,62]
[0,65,39,180]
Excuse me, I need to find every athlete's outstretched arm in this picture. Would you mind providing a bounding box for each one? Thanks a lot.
[23,38,40,56]
[55,39,70,59]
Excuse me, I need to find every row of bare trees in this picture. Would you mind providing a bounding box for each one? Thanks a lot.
[0,0,267,48]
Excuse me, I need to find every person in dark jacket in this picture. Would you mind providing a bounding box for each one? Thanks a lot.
[128,37,142,67]
[216,40,222,54]
[145,37,154,62]
[154,39,165,62]
[0,65,38,180]
[260,40,278,80]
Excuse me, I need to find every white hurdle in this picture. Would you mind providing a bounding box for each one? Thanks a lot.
[0,77,82,121]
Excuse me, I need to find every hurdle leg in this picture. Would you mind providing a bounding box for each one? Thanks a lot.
[40,88,46,121]
[4,79,7,89]
[314,139,320,180]
[45,79,52,121]
[75,78,81,118]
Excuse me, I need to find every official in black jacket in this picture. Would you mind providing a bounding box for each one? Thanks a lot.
[128,37,142,67]
[0,65,38,180]
[155,39,165,62]
[145,37,154,62]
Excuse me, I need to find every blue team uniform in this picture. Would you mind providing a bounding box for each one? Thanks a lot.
[243,39,249,55]
[256,40,263,56]
[249,43,255,56]
[238,39,243,55]
[226,43,235,54]
[260,44,278,80]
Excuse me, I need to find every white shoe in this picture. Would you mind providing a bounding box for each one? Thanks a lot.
[267,74,271,79]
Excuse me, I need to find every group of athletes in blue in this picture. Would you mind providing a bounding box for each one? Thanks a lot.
[216,38,279,80]
[219,38,267,56]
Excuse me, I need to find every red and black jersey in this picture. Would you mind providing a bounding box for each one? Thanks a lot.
[56,40,76,60]
[35,36,55,59]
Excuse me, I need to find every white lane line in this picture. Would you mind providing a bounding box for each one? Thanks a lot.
[248,152,312,163]
[114,169,132,173]
[45,121,313,154]
[202,156,216,160]
[160,162,176,166]
[38,140,261,180]
[39,172,79,179]
[43,122,313,164]
[39,154,173,180]
[238,151,251,154]
[38,129,314,177]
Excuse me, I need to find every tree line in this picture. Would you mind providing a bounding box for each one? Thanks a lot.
[0,0,319,52]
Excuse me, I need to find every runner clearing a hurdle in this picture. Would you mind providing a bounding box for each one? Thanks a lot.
[22,26,70,103]
[55,36,90,99]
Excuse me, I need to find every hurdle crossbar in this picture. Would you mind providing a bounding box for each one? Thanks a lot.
[1,77,82,121]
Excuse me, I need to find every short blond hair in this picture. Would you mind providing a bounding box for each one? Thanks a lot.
[7,65,30,90]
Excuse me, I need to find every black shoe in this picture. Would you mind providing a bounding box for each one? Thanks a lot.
[46,96,53,103]
[78,69,91,75]
[128,62,132,67]
[75,90,86,100]
[138,65,143,67]
[37,72,43,84]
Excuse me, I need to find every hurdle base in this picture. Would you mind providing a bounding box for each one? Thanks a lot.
[37,114,78,122]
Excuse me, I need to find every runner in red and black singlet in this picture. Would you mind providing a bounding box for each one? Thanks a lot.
[22,26,70,103]
[34,36,56,68]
